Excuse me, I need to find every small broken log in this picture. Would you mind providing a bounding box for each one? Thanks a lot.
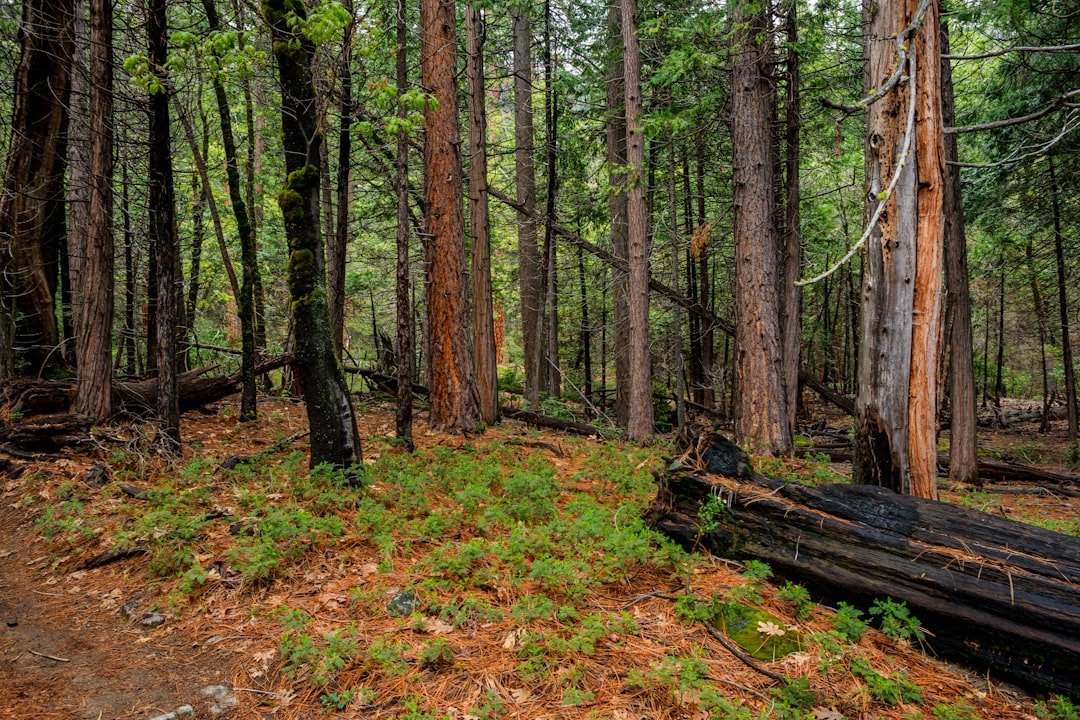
[0,414,92,450]
[648,434,1080,696]
[499,407,600,437]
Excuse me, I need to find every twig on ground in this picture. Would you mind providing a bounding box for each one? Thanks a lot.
[28,649,70,662]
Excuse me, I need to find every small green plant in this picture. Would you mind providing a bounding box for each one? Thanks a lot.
[1036,695,1079,720]
[831,602,868,643]
[319,689,355,711]
[419,638,455,670]
[560,687,594,706]
[850,658,923,706]
[770,676,816,720]
[778,581,815,620]
[742,559,773,582]
[870,597,926,644]
[932,702,979,720]
[697,493,727,535]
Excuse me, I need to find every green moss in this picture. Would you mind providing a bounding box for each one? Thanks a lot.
[286,164,318,192]
[712,602,805,661]
[277,188,303,225]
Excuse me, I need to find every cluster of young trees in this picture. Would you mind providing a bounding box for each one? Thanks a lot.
[0,0,1075,494]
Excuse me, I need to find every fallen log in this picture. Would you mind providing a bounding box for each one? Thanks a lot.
[648,434,1080,696]
[0,413,93,450]
[801,446,1079,496]
[345,366,603,437]
[0,355,292,418]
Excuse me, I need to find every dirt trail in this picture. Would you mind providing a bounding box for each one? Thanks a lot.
[0,503,231,719]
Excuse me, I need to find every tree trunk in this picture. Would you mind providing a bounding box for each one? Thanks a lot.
[606,1,631,429]
[1027,241,1052,433]
[329,6,353,359]
[694,147,714,408]
[995,254,1005,406]
[0,0,72,378]
[542,0,560,397]
[149,0,180,447]
[201,0,257,421]
[395,0,414,451]
[780,0,802,437]
[264,0,362,469]
[578,245,593,417]
[121,161,138,376]
[731,0,790,454]
[940,22,978,483]
[856,0,943,498]
[650,435,1080,697]
[420,0,479,433]
[466,4,499,426]
[72,0,114,421]
[185,103,208,365]
[668,141,688,439]
[620,0,653,441]
[1049,156,1078,461]
[512,6,543,409]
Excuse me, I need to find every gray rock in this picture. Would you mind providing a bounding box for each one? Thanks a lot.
[140,612,166,628]
[201,684,238,715]
[120,599,141,621]
[146,706,194,720]
[386,589,420,617]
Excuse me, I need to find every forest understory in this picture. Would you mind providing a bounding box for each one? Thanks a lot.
[1,392,1075,720]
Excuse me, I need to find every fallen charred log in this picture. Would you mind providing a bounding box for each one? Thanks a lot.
[0,413,93,451]
[802,446,1079,497]
[648,434,1080,696]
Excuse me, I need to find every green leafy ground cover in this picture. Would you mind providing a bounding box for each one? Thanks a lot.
[15,403,1073,719]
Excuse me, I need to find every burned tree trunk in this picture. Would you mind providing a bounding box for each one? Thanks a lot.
[649,435,1080,696]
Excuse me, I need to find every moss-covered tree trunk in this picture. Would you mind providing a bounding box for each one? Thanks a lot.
[201,0,257,422]
[264,0,361,469]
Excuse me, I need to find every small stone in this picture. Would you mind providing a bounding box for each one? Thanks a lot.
[141,612,166,628]
[386,589,420,617]
[201,684,238,715]
[147,706,194,720]
[82,462,111,489]
[5,618,16,627]
[119,599,140,621]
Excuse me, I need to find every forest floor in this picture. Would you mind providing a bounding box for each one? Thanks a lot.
[0,395,1075,720]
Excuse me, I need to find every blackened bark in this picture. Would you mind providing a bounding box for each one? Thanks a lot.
[329,2,353,360]
[466,5,499,425]
[202,0,257,421]
[264,0,362,469]
[149,0,179,446]
[1049,156,1078,460]
[394,0,413,450]
[780,0,802,437]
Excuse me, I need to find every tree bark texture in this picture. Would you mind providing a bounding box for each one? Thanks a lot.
[395,0,414,450]
[605,1,631,429]
[0,0,73,378]
[781,1,802,437]
[466,5,499,426]
[420,0,479,433]
[857,0,944,498]
[620,0,653,442]
[149,0,180,447]
[1049,156,1078,460]
[730,0,791,455]
[201,0,257,422]
[649,436,1080,697]
[940,23,978,485]
[329,3,353,360]
[512,6,543,409]
[72,0,114,421]
[264,0,362,469]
